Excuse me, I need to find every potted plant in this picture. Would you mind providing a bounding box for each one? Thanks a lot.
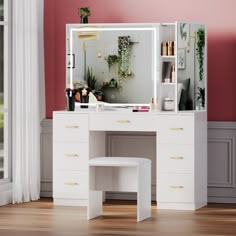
[78,7,91,23]
[86,67,96,91]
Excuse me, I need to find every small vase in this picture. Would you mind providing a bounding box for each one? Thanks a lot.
[80,16,88,24]
[80,95,89,108]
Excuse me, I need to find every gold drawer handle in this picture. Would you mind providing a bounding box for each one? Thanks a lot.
[170,156,184,160]
[64,182,80,186]
[170,128,184,131]
[169,185,184,189]
[116,120,131,123]
[65,154,80,157]
[65,125,79,129]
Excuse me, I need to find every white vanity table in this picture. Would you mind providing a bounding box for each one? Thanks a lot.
[53,109,207,210]
[53,22,207,210]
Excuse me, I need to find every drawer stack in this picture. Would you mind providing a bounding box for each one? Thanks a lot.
[156,114,196,210]
[53,113,89,206]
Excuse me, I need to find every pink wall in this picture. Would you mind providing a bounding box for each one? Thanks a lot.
[44,0,236,120]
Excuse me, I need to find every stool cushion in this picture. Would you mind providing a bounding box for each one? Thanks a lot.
[89,157,151,167]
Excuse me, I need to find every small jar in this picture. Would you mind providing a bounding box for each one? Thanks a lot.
[164,98,174,111]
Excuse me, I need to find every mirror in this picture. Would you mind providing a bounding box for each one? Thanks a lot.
[66,24,158,105]
[177,23,206,111]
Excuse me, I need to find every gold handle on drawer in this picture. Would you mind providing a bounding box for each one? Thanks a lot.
[65,125,79,129]
[116,120,131,123]
[170,128,184,131]
[169,185,184,189]
[64,182,80,186]
[65,154,80,157]
[170,156,184,160]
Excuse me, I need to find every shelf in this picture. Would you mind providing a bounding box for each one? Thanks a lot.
[161,82,176,85]
[161,55,175,59]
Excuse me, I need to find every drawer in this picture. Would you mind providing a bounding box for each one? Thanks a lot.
[53,142,88,171]
[157,144,194,173]
[90,113,156,131]
[53,114,88,142]
[53,171,88,199]
[156,173,194,203]
[157,115,194,144]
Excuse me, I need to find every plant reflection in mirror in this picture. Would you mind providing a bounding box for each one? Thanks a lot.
[118,36,134,81]
[196,29,205,81]
[196,87,205,108]
[107,55,118,71]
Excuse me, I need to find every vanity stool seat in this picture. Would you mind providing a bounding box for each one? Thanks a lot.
[87,157,151,222]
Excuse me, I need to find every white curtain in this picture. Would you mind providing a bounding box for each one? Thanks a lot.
[12,0,45,203]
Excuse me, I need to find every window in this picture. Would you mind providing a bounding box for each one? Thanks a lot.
[0,0,11,183]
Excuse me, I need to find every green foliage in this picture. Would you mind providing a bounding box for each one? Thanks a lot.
[196,87,205,107]
[86,67,96,90]
[78,7,91,17]
[106,36,134,89]
[118,36,133,79]
[196,29,205,81]
[107,55,118,71]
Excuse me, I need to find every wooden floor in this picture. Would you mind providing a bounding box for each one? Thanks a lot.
[1,199,236,236]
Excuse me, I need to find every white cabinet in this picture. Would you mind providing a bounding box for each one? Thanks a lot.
[156,113,207,210]
[53,113,89,206]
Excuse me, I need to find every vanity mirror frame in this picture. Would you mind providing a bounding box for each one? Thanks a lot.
[66,22,207,112]
[66,23,159,107]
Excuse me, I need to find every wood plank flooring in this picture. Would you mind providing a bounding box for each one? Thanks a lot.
[0,199,236,236]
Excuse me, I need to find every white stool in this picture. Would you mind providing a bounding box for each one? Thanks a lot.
[87,157,151,222]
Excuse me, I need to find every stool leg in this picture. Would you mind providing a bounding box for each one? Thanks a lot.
[87,166,103,220]
[137,162,151,222]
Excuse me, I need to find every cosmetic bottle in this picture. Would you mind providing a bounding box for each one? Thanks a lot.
[150,98,156,112]
[171,64,176,83]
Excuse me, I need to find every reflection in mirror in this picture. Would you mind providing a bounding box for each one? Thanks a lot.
[177,23,206,111]
[66,25,157,105]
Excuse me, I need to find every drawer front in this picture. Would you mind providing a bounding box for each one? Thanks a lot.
[53,142,88,171]
[157,115,194,144]
[53,171,88,199]
[157,144,194,173]
[53,114,88,142]
[90,113,156,131]
[157,173,194,203]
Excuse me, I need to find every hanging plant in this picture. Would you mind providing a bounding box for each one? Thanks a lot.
[118,36,133,80]
[107,55,118,71]
[196,29,205,81]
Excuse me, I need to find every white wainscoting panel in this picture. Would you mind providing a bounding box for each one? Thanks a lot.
[41,119,236,203]
[40,119,53,197]
[208,122,236,203]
